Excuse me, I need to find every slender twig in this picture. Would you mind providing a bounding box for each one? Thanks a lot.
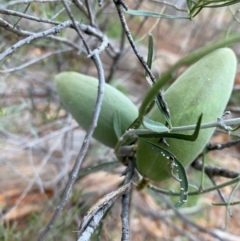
[0,18,108,62]
[207,175,232,218]
[61,0,91,54]
[0,20,73,61]
[0,8,61,25]
[121,160,134,241]
[37,53,105,241]
[106,25,125,82]
[206,139,240,151]
[3,0,67,8]
[72,0,89,18]
[85,0,96,27]
[113,0,156,83]
[191,159,240,179]
[0,17,33,36]
[77,182,132,240]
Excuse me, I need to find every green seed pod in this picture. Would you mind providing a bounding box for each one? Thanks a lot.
[55,72,138,148]
[137,48,237,182]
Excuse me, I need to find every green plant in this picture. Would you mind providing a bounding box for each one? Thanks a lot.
[55,72,138,148]
[136,48,237,182]
[56,48,237,208]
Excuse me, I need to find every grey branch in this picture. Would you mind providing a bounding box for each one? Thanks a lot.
[0,20,72,61]
[2,0,67,8]
[77,183,132,241]
[121,161,134,241]
[0,8,61,25]
[37,53,105,241]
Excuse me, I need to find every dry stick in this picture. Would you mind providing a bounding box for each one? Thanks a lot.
[0,17,33,36]
[113,0,170,119]
[72,0,89,18]
[191,159,240,179]
[113,0,154,81]
[121,161,134,241]
[85,0,96,27]
[106,27,126,82]
[38,53,105,241]
[0,20,73,61]
[206,138,240,151]
[0,8,61,25]
[192,139,240,178]
[0,18,107,64]
[207,175,233,217]
[208,175,227,203]
[3,0,68,8]
[37,1,106,240]
[62,0,108,58]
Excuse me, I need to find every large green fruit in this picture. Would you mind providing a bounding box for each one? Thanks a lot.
[136,48,237,182]
[55,72,138,148]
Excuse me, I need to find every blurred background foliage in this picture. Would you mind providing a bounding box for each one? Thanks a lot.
[1,0,240,240]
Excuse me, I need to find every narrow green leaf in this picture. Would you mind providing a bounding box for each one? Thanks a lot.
[125,9,189,20]
[138,80,167,129]
[138,138,188,208]
[186,0,192,9]
[13,3,31,28]
[138,114,203,142]
[143,116,169,133]
[146,34,154,76]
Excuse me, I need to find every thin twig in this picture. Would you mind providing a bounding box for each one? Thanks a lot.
[206,139,240,151]
[77,182,132,241]
[0,8,61,25]
[191,159,240,179]
[0,17,33,36]
[0,20,73,61]
[113,0,156,83]
[61,0,91,54]
[37,53,105,241]
[85,0,96,27]
[72,0,89,18]
[106,25,125,82]
[121,160,134,241]
[3,0,67,8]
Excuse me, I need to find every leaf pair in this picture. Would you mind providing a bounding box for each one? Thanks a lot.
[138,114,202,208]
